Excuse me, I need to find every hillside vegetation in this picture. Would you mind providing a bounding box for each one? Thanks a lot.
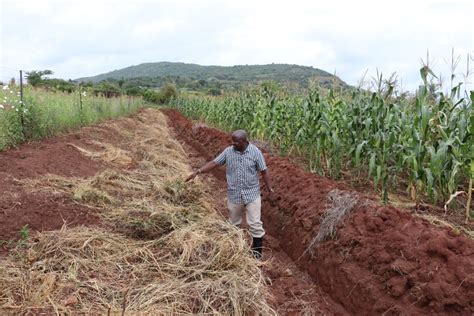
[76,62,349,92]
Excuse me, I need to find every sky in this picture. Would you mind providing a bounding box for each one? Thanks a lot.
[0,0,473,91]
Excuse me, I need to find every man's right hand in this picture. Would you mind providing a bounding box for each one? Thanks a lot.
[185,161,218,182]
[185,170,198,182]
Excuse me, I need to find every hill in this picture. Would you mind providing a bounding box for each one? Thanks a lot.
[76,62,349,91]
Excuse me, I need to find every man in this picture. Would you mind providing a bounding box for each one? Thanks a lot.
[185,130,274,259]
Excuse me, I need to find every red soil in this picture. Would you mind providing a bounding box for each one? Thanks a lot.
[0,136,104,253]
[0,115,144,251]
[162,108,474,315]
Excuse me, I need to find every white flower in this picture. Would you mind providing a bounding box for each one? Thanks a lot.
[2,85,8,90]
[82,91,87,97]
[10,90,13,94]
[0,104,4,109]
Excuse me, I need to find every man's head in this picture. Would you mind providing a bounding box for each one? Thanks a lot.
[231,130,248,152]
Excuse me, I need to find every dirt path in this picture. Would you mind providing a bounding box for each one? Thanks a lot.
[162,108,474,315]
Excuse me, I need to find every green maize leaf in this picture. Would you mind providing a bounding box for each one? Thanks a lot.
[376,165,382,184]
[355,141,367,167]
[470,112,474,135]
[424,167,434,191]
[448,161,461,194]
[412,156,419,179]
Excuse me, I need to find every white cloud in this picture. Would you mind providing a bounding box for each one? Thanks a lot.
[0,0,472,91]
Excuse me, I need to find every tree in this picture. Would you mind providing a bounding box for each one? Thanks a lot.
[26,70,53,86]
[118,78,125,89]
[93,82,121,98]
[142,89,162,103]
[159,83,178,103]
[142,83,177,104]
[125,86,143,96]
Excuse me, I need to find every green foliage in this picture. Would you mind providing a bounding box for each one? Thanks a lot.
[0,85,151,151]
[19,224,29,241]
[259,80,281,93]
[0,85,26,146]
[26,70,78,93]
[92,82,121,98]
[25,70,53,86]
[142,83,178,104]
[1,70,155,150]
[208,88,222,96]
[170,71,472,205]
[142,89,162,103]
[0,106,25,146]
[18,224,29,248]
[43,78,76,93]
[0,225,31,254]
[125,86,144,96]
[160,83,178,102]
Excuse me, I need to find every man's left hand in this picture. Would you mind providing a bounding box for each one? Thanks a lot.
[267,190,277,206]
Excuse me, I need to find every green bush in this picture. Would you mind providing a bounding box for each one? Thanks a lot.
[142,83,178,104]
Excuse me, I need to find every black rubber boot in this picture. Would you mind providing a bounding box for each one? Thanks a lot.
[252,237,263,260]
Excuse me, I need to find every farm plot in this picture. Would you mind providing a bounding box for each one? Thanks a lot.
[0,109,343,315]
[0,109,275,314]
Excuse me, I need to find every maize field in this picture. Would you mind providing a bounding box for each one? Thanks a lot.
[171,76,473,205]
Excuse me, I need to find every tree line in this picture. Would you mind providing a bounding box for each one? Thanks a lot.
[23,70,178,104]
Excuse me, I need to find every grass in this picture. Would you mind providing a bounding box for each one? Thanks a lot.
[0,85,151,151]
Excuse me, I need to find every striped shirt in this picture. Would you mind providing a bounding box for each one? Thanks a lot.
[214,143,267,205]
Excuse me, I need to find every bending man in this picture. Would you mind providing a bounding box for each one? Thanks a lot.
[185,130,274,259]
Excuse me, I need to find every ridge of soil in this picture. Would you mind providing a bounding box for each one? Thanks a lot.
[162,108,474,315]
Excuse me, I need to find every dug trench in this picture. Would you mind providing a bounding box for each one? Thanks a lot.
[162,108,474,315]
